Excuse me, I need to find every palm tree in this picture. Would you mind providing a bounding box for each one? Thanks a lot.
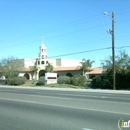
[30,66,39,79]
[80,59,95,76]
[101,56,113,69]
[101,50,130,71]
[30,59,39,80]
[45,62,54,73]
[99,50,130,89]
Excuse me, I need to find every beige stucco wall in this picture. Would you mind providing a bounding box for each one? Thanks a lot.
[36,58,56,67]
[24,59,36,68]
[18,59,36,68]
[19,72,32,80]
[47,59,56,66]
[56,70,82,77]
[18,57,82,80]
[19,58,80,69]
[58,59,80,67]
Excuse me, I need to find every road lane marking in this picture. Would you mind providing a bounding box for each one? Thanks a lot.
[82,128,92,130]
[0,91,130,105]
[0,90,99,98]
[0,97,130,116]
[21,94,130,104]
[28,94,98,100]
[1,90,130,100]
[101,96,107,98]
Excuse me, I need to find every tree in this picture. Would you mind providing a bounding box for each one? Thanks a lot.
[101,50,130,70]
[91,69,113,89]
[92,50,130,90]
[45,62,54,73]
[0,57,23,84]
[116,50,130,70]
[79,59,95,76]
[101,56,113,69]
[0,72,2,77]
[71,74,87,87]
[30,59,39,80]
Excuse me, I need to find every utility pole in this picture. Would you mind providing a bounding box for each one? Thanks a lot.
[112,12,116,90]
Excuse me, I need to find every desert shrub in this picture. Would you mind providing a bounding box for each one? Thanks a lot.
[71,74,87,87]
[36,76,45,85]
[91,70,113,89]
[91,69,130,90]
[57,76,70,84]
[9,76,27,85]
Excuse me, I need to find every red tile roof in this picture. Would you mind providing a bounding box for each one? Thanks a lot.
[89,68,105,74]
[54,66,81,71]
[20,68,31,72]
[20,67,105,74]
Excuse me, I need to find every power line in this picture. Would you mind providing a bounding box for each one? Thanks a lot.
[0,15,103,43]
[116,11,130,15]
[0,24,109,49]
[0,15,129,50]
[0,22,108,50]
[1,45,130,62]
[48,47,111,58]
[0,18,129,49]
[116,46,130,49]
[45,25,104,40]
[0,40,41,50]
[9,47,112,62]
[1,32,130,51]
[48,38,111,50]
[1,10,130,43]
[116,19,130,23]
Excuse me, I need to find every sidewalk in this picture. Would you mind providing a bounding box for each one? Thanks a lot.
[0,85,130,94]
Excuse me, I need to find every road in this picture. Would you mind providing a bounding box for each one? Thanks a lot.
[0,86,130,130]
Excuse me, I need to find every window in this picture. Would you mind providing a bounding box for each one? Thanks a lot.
[42,55,44,59]
[41,61,44,64]
[38,61,40,65]
[66,73,73,77]
[46,61,48,64]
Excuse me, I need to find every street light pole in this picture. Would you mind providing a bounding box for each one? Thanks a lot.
[112,12,116,90]
[104,11,116,90]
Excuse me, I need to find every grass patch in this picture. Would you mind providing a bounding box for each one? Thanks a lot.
[20,81,85,89]
[45,83,80,89]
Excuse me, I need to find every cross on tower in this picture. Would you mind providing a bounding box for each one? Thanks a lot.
[41,37,44,44]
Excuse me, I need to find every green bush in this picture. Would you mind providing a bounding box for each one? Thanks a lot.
[91,69,130,90]
[91,70,113,89]
[36,76,45,85]
[57,76,70,84]
[94,50,130,90]
[71,74,87,87]
[9,76,27,85]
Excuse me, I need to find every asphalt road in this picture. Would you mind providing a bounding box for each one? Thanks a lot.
[0,86,130,130]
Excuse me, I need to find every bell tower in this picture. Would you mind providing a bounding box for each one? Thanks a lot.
[37,37,49,66]
[38,44,48,59]
[38,37,48,59]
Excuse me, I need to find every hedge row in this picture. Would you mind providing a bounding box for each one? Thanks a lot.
[91,69,130,90]
[36,76,45,85]
[5,75,87,87]
[57,75,87,87]
[36,75,87,87]
[8,76,27,85]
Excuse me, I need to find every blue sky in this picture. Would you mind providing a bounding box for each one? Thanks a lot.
[0,0,130,67]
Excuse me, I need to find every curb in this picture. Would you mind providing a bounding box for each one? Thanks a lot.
[0,85,130,94]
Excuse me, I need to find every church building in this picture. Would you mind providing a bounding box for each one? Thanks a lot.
[18,43,104,80]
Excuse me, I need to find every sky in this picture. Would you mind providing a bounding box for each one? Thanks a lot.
[0,0,130,67]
